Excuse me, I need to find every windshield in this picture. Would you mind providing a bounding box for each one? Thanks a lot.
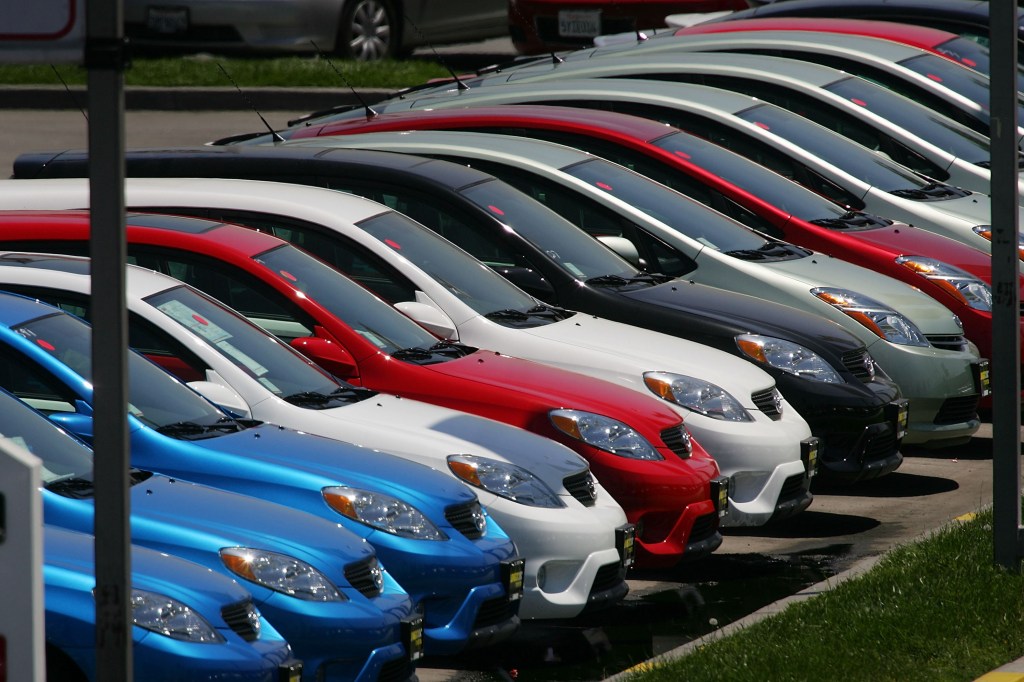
[459,178,639,281]
[253,244,441,354]
[14,311,228,432]
[932,35,1024,92]
[898,52,1024,123]
[651,130,852,222]
[563,157,780,254]
[145,285,344,398]
[736,103,933,192]
[0,387,94,485]
[358,210,542,316]
[825,75,991,164]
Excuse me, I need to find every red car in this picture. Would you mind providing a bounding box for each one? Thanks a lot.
[0,210,729,568]
[507,0,749,55]
[284,103,1024,402]
[669,16,1012,86]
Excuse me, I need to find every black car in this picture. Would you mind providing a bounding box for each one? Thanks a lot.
[14,144,907,483]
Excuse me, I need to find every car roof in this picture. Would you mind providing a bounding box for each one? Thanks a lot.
[0,250,182,299]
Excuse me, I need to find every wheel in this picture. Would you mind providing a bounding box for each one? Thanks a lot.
[335,0,401,60]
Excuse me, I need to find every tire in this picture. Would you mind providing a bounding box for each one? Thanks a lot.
[335,0,402,60]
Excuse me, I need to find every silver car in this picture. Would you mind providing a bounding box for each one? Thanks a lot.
[125,0,508,59]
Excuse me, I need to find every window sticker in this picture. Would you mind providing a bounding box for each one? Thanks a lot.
[157,299,232,344]
[355,329,389,349]
[216,340,270,378]
[564,262,586,278]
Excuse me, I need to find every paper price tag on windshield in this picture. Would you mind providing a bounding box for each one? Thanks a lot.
[158,300,232,344]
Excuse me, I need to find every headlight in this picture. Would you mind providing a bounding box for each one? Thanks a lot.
[972,225,1024,261]
[220,547,344,601]
[322,486,447,540]
[810,287,930,346]
[735,335,842,383]
[448,454,565,508]
[128,589,225,643]
[895,256,992,312]
[549,409,663,460]
[643,372,753,421]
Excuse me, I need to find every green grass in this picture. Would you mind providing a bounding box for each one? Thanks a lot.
[626,509,1024,682]
[0,56,451,89]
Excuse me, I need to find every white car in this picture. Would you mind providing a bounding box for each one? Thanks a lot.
[305,77,1023,258]
[0,249,640,619]
[0,177,822,528]
[453,51,1009,201]
[283,129,986,447]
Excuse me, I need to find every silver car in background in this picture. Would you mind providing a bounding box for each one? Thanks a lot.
[125,0,508,59]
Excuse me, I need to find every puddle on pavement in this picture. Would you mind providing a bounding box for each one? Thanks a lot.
[423,546,848,681]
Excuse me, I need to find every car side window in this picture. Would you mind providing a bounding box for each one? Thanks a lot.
[127,247,318,343]
[0,344,77,414]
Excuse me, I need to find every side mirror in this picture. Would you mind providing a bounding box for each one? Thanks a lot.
[290,337,359,380]
[48,412,95,443]
[394,301,458,340]
[187,380,252,419]
[597,236,642,268]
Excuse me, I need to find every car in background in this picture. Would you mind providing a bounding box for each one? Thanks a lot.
[0,248,668,615]
[665,16,1024,89]
[272,103,1016,405]
[44,525,301,682]
[125,0,508,59]
[507,0,748,54]
[0,333,423,681]
[710,0,1024,62]
[0,284,522,659]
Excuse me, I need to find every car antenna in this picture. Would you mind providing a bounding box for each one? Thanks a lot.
[215,62,285,142]
[310,40,379,120]
[401,15,470,90]
[51,64,88,122]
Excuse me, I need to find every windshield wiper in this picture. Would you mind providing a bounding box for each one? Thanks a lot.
[155,418,243,439]
[627,273,674,285]
[585,274,633,287]
[525,304,575,320]
[391,346,436,361]
[484,308,531,321]
[809,211,892,230]
[889,182,970,201]
[428,340,472,357]
[46,475,95,498]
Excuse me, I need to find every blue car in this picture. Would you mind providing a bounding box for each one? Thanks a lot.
[0,290,523,657]
[44,525,301,682]
[0,384,419,682]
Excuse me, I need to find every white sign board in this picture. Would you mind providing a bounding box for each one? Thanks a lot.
[0,0,85,63]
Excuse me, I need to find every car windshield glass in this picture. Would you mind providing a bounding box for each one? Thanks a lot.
[563,157,775,253]
[459,178,639,280]
[735,103,931,192]
[652,130,850,222]
[145,285,343,398]
[824,75,990,164]
[253,244,440,353]
[0,388,93,485]
[14,311,227,431]
[357,210,541,315]
[932,36,1024,91]
[898,52,1024,121]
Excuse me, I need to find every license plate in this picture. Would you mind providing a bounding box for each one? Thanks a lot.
[503,558,525,601]
[891,399,910,440]
[710,476,729,517]
[277,659,303,682]
[616,524,636,568]
[402,616,424,662]
[147,7,188,34]
[975,359,991,397]
[801,437,820,478]
[558,9,601,38]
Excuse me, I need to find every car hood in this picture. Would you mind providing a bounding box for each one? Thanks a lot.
[318,393,590,485]
[186,422,478,511]
[920,192,1012,225]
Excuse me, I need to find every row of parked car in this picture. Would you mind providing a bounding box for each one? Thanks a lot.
[10,3,1021,680]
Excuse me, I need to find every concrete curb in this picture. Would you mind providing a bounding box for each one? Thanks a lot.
[0,85,394,112]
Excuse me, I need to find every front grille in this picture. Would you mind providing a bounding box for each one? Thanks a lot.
[221,599,260,642]
[778,474,809,503]
[926,334,969,352]
[563,469,597,507]
[344,556,383,599]
[841,349,875,382]
[446,500,486,540]
[934,395,980,425]
[589,562,625,596]
[378,658,415,682]
[752,388,783,420]
[862,428,899,463]
[473,595,517,629]
[687,512,719,545]
[660,425,692,458]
